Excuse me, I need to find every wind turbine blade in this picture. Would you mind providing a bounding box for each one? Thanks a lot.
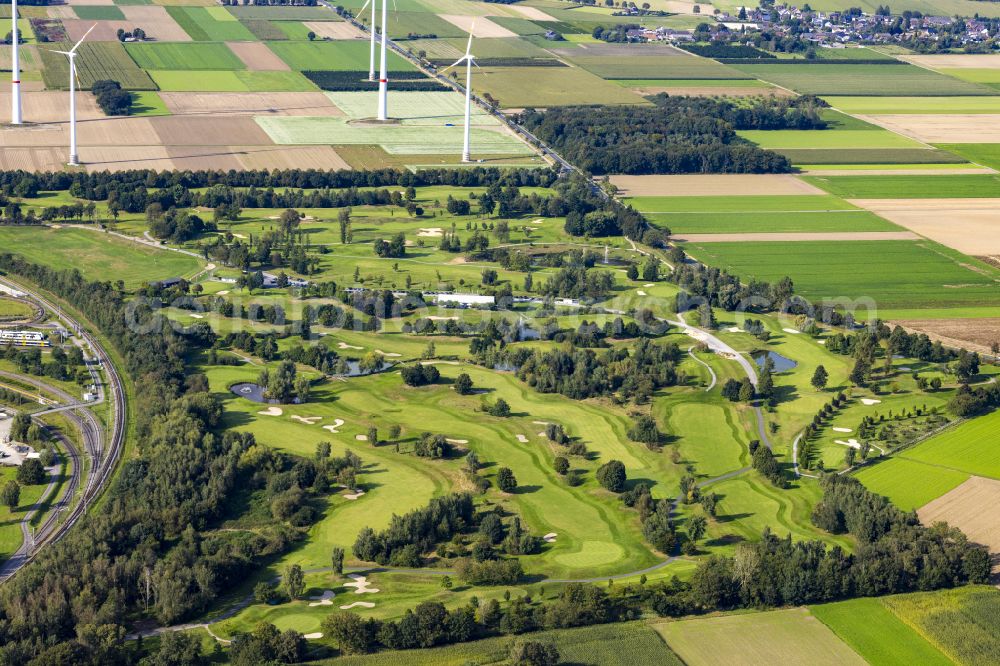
[70,23,97,53]
[359,0,371,14]
[439,55,466,74]
[466,22,475,56]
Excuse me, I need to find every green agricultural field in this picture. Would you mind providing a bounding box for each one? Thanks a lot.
[125,42,246,71]
[779,148,967,165]
[488,15,548,35]
[826,95,1000,114]
[474,66,648,107]
[440,37,553,59]
[900,410,1000,479]
[810,597,954,666]
[853,456,969,511]
[626,194,859,213]
[614,78,770,87]
[72,5,125,19]
[882,586,1000,665]
[167,6,256,41]
[268,40,416,72]
[227,5,337,19]
[739,129,924,150]
[0,227,203,288]
[806,173,1000,198]
[149,69,316,92]
[385,12,467,39]
[654,607,865,666]
[129,91,170,116]
[647,210,901,234]
[39,41,155,90]
[936,143,1000,170]
[240,18,288,41]
[572,54,750,79]
[732,63,995,95]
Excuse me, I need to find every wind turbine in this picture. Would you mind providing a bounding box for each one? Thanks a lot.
[49,23,96,166]
[376,0,389,120]
[10,0,21,124]
[441,26,477,163]
[358,0,377,81]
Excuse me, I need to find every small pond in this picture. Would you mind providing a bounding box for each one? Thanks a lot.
[229,383,277,404]
[752,350,797,372]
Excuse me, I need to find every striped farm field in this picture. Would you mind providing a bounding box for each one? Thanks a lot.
[268,40,417,71]
[732,63,995,95]
[825,96,1000,114]
[684,239,1000,309]
[806,173,1000,198]
[901,411,1000,479]
[39,41,155,90]
[126,42,246,70]
[166,6,256,41]
[149,70,316,92]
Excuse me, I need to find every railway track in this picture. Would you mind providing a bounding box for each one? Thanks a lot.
[0,278,126,581]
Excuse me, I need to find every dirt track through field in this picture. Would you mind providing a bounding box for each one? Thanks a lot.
[849,198,1000,254]
[227,42,290,71]
[439,14,516,38]
[856,113,1000,143]
[675,231,920,243]
[610,174,825,197]
[918,476,1000,575]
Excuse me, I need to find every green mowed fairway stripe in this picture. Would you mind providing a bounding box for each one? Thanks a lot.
[682,239,1000,309]
[654,607,866,666]
[732,63,995,95]
[810,598,954,666]
[900,410,1000,479]
[268,40,416,72]
[126,42,246,70]
[853,457,969,511]
[0,227,202,288]
[644,210,900,234]
[825,95,1000,114]
[805,173,1000,198]
[668,402,745,478]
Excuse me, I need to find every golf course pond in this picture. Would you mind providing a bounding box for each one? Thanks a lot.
[752,350,798,372]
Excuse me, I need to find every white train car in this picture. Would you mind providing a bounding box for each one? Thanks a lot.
[0,329,49,347]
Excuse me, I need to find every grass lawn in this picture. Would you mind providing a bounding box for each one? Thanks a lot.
[268,40,416,72]
[810,597,954,666]
[654,607,865,666]
[0,298,34,318]
[899,410,1000,480]
[682,239,1000,310]
[0,227,203,288]
[853,456,969,511]
[733,63,995,95]
[882,586,1000,665]
[806,173,1000,198]
[0,467,48,564]
[825,95,1000,114]
[126,42,245,70]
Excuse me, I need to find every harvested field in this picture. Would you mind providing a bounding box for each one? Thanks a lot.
[857,113,1000,143]
[0,147,70,171]
[609,174,825,197]
[675,231,919,242]
[438,14,516,38]
[303,20,365,39]
[903,54,1000,69]
[63,19,180,43]
[47,6,78,19]
[892,318,1000,355]
[121,5,192,40]
[227,42,289,71]
[918,476,1000,573]
[508,5,556,20]
[229,145,350,170]
[0,91,103,122]
[151,115,273,146]
[849,198,1000,254]
[655,608,865,666]
[159,92,340,116]
[78,116,160,145]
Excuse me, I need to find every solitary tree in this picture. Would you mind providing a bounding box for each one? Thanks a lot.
[497,467,517,493]
[596,460,626,493]
[331,547,344,577]
[1,480,19,509]
[284,564,305,600]
[454,373,473,395]
[688,515,707,542]
[367,425,378,446]
[811,365,828,391]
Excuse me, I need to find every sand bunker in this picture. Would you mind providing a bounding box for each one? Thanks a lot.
[258,407,283,416]
[217,290,230,295]
[817,340,826,345]
[644,283,655,287]
[543,532,557,543]
[308,590,336,607]
[291,415,322,425]
[836,438,862,449]
[516,434,529,443]
[531,218,544,224]
[345,574,380,594]
[304,633,323,640]
[323,419,346,434]
[782,328,801,334]
[832,427,852,433]
[636,290,647,296]
[339,601,375,610]
[355,434,368,441]
[422,360,459,365]
[417,227,443,237]
[344,489,366,500]
[861,398,882,406]
[726,326,742,333]
[374,349,401,357]
[532,421,552,425]
[337,342,363,350]
[446,438,469,444]
[190,313,204,319]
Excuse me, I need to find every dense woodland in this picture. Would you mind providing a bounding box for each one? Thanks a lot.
[516,99,807,175]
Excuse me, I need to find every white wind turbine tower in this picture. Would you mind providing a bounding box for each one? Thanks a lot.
[49,23,96,166]
[441,26,477,163]
[10,0,22,124]
[358,0,377,81]
[376,0,389,120]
